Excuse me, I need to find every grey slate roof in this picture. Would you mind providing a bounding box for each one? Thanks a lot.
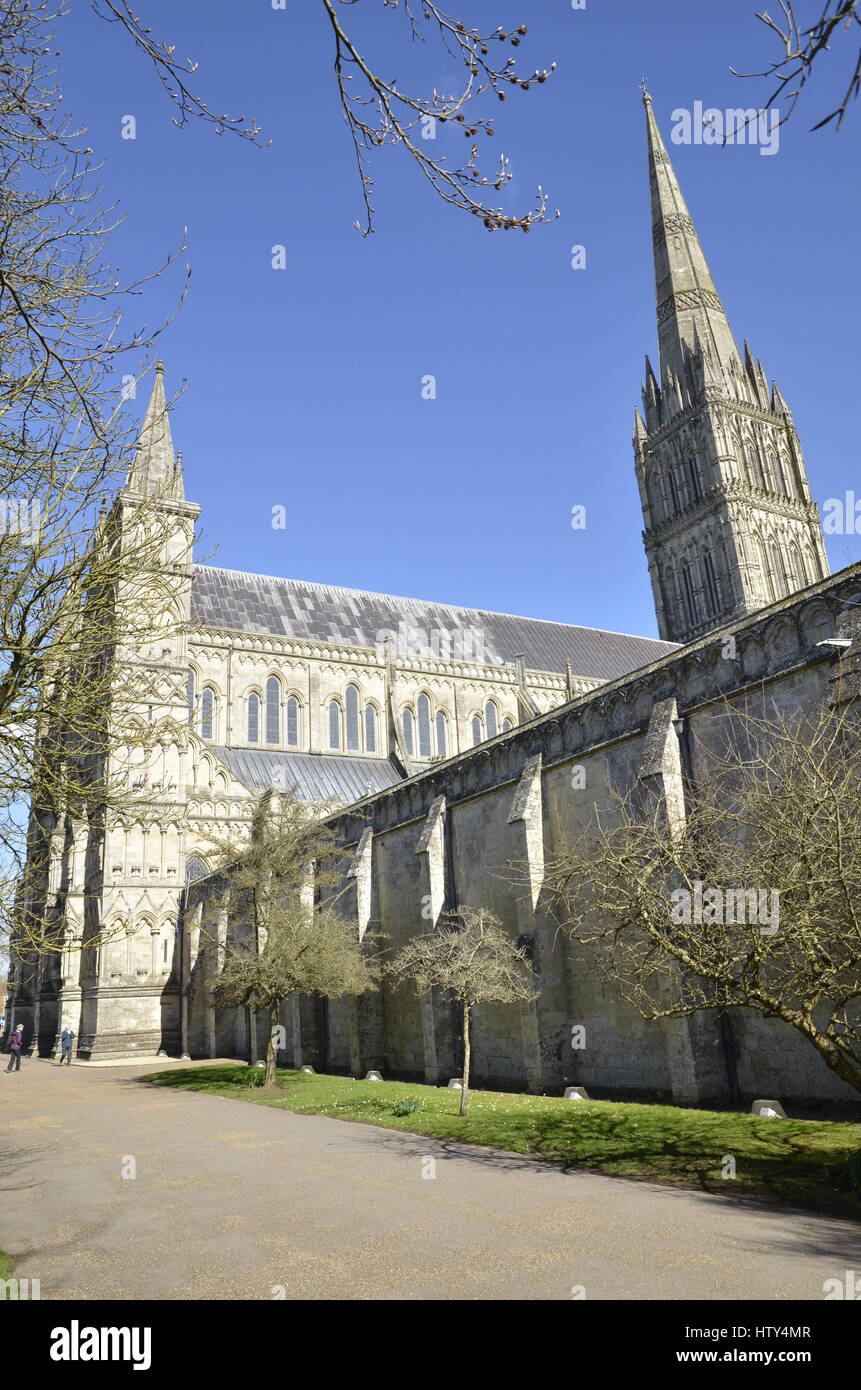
[213,747,403,803]
[192,566,676,681]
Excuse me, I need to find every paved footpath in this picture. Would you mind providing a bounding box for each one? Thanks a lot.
[0,1057,857,1300]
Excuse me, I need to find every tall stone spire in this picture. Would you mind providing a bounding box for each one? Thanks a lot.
[634,94,828,646]
[644,89,739,383]
[125,362,184,499]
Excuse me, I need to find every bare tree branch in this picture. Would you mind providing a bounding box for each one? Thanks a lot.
[734,1,861,130]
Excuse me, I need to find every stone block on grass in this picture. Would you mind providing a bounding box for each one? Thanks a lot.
[751,1098,786,1118]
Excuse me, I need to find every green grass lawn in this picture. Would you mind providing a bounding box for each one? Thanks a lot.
[142,1064,861,1219]
[0,1252,12,1280]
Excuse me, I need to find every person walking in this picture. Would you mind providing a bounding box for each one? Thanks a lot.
[59,1026,75,1066]
[5,1024,24,1072]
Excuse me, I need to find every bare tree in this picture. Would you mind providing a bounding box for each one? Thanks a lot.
[0,0,553,945]
[546,701,861,1095]
[90,0,556,234]
[735,1,861,129]
[386,906,535,1114]
[207,792,377,1087]
[0,2,191,957]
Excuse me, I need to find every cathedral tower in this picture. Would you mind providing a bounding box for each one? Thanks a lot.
[76,365,200,1056]
[633,92,829,645]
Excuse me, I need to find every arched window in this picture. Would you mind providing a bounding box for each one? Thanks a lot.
[802,547,815,585]
[680,560,699,627]
[402,708,415,757]
[788,544,805,589]
[667,466,681,513]
[435,711,448,758]
[328,700,342,750]
[502,717,514,734]
[286,696,300,747]
[686,457,703,501]
[265,676,281,745]
[702,551,721,618]
[484,701,498,738]
[186,669,196,723]
[776,454,793,497]
[201,688,215,741]
[769,542,787,599]
[365,704,377,753]
[185,856,208,886]
[757,452,770,490]
[417,694,432,758]
[247,692,260,743]
[345,684,360,751]
[471,715,483,747]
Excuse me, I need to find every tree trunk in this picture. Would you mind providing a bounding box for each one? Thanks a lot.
[264,1005,279,1088]
[459,1001,471,1116]
[787,1013,861,1095]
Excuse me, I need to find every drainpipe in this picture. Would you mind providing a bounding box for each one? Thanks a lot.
[318,996,329,1073]
[718,1009,740,1107]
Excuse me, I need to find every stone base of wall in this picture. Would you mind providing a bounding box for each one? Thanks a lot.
[76,1029,179,1060]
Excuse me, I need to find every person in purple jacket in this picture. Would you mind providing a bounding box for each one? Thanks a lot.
[5,1024,24,1072]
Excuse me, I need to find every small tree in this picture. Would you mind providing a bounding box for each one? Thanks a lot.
[208,793,376,1087]
[386,906,535,1114]
[545,700,861,1095]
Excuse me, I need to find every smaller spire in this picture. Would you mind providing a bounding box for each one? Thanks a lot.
[743,340,756,377]
[771,381,793,417]
[125,362,183,499]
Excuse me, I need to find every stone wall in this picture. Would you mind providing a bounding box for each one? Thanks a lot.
[183,563,861,1112]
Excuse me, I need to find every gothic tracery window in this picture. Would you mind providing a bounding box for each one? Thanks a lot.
[776,454,793,497]
[667,466,681,513]
[247,691,260,743]
[365,704,378,753]
[265,676,281,745]
[328,700,342,750]
[702,550,721,618]
[402,707,415,757]
[686,457,703,501]
[802,547,815,585]
[435,711,448,758]
[484,701,498,739]
[417,694,432,758]
[345,684,361,751]
[201,688,215,741]
[286,695,300,747]
[680,560,699,628]
[789,544,806,590]
[769,542,786,600]
[471,714,483,747]
[185,856,208,885]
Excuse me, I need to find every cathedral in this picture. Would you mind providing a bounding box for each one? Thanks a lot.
[10,98,856,1108]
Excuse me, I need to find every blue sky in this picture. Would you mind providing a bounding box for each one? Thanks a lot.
[62,0,860,639]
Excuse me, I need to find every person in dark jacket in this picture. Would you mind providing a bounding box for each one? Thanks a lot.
[59,1026,75,1065]
[5,1024,24,1072]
